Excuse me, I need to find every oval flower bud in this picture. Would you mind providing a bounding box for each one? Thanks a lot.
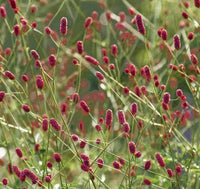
[60,17,68,35]
[129,141,136,154]
[80,100,90,113]
[136,14,145,35]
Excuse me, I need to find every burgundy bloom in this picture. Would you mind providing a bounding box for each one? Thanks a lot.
[176,165,182,176]
[161,29,168,40]
[85,55,99,66]
[176,89,183,97]
[80,153,89,161]
[5,71,15,80]
[155,153,165,167]
[12,165,21,177]
[73,93,79,103]
[97,158,104,168]
[49,118,61,131]
[144,160,151,170]
[105,109,113,128]
[96,72,104,80]
[15,148,23,158]
[84,17,93,28]
[190,54,198,65]
[0,91,5,102]
[173,35,181,50]
[45,27,52,35]
[163,92,170,104]
[61,102,67,114]
[2,177,8,185]
[194,0,200,8]
[47,161,53,168]
[45,176,51,183]
[71,134,79,141]
[129,141,136,154]
[188,32,194,40]
[0,6,7,18]
[111,44,118,57]
[113,161,121,169]
[135,151,142,158]
[117,110,126,124]
[48,54,56,67]
[22,75,29,82]
[95,124,102,131]
[131,102,138,116]
[167,168,173,178]
[77,41,84,54]
[143,178,152,185]
[22,105,30,112]
[123,122,130,133]
[8,0,19,12]
[13,24,20,36]
[136,14,146,35]
[42,118,49,131]
[54,153,62,162]
[30,50,40,60]
[36,75,44,89]
[34,143,40,152]
[60,17,68,35]
[182,12,189,19]
[80,100,90,113]
[81,164,89,172]
[22,169,38,182]
[79,140,87,148]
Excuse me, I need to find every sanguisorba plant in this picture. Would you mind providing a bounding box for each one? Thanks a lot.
[0,0,200,188]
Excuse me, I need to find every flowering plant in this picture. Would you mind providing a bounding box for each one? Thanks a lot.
[0,0,199,188]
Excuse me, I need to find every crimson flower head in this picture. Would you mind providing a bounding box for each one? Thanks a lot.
[131,102,138,116]
[167,168,173,178]
[163,92,170,104]
[96,72,104,80]
[155,153,165,167]
[176,165,182,176]
[48,54,56,67]
[85,55,99,66]
[0,91,5,102]
[97,158,104,168]
[80,100,90,113]
[129,141,136,154]
[173,34,181,50]
[0,6,7,18]
[15,148,23,158]
[105,109,113,128]
[2,177,8,185]
[22,105,30,112]
[111,44,118,57]
[7,0,19,13]
[54,153,62,162]
[42,118,49,131]
[194,0,200,8]
[117,110,126,124]
[84,17,93,28]
[190,54,198,65]
[30,50,40,60]
[144,160,151,170]
[36,75,44,89]
[5,71,15,80]
[143,178,152,185]
[161,29,168,40]
[113,161,121,169]
[136,14,146,35]
[50,118,61,131]
[77,41,83,54]
[60,17,68,35]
